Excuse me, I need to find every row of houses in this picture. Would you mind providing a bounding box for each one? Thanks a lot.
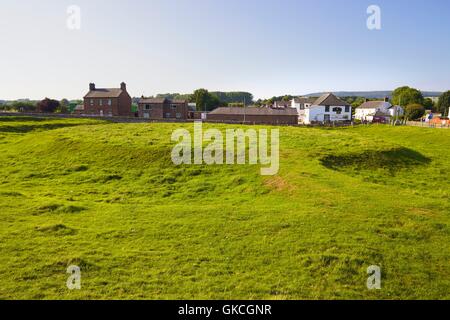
[79,82,405,125]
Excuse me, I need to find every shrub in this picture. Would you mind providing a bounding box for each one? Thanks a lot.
[405,104,425,120]
[37,98,60,113]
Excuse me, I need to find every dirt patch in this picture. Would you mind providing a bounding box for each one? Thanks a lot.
[264,176,296,193]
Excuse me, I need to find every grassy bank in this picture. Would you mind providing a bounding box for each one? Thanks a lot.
[0,117,449,299]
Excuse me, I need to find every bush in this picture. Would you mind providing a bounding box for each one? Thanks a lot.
[12,101,37,112]
[405,104,425,120]
[37,98,60,113]
[437,91,450,116]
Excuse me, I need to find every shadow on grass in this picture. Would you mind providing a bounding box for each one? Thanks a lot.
[0,115,103,133]
[0,116,53,122]
[0,123,92,133]
[321,147,431,173]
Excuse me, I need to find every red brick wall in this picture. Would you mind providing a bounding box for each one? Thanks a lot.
[117,92,132,116]
[163,102,188,119]
[84,95,131,117]
[138,101,188,119]
[84,98,117,116]
[138,103,164,119]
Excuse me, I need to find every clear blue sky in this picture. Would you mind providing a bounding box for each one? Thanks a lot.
[0,0,449,100]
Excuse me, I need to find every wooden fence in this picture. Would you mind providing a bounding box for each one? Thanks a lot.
[406,121,450,129]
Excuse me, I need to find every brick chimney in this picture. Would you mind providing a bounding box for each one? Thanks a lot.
[89,83,95,91]
[120,82,126,91]
[365,98,369,102]
[384,97,390,102]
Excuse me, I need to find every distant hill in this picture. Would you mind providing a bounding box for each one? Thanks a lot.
[303,91,443,99]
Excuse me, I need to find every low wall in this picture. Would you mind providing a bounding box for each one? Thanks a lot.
[406,121,450,129]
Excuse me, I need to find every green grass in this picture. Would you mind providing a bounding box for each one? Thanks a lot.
[0,116,449,299]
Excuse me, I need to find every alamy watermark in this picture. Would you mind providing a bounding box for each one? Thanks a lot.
[67,5,81,30]
[171,121,279,176]
[367,265,381,290]
[367,5,381,30]
[66,265,81,290]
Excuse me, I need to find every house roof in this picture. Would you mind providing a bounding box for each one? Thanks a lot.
[139,98,167,104]
[313,93,348,106]
[209,107,298,116]
[294,97,316,104]
[357,101,388,109]
[274,100,291,107]
[84,88,123,99]
[138,98,187,104]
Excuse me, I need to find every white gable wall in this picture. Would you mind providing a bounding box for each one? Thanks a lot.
[355,102,392,121]
[388,105,404,117]
[302,105,352,124]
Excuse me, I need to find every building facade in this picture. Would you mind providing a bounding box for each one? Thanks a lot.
[293,93,352,124]
[355,98,404,122]
[138,98,188,120]
[83,82,132,117]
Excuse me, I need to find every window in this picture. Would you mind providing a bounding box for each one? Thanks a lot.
[108,99,112,106]
[171,104,177,110]
[144,104,151,110]
[345,106,350,113]
[99,100,103,106]
[165,113,171,118]
[176,113,182,119]
[333,107,342,115]
[325,105,330,112]
[90,99,94,106]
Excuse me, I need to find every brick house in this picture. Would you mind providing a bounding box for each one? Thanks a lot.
[207,107,298,124]
[83,82,132,116]
[138,98,188,120]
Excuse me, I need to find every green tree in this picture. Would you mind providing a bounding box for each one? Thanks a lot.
[405,103,425,120]
[192,89,222,111]
[37,98,60,113]
[11,101,37,112]
[422,98,434,110]
[210,92,253,105]
[58,99,70,113]
[391,86,424,106]
[436,91,450,116]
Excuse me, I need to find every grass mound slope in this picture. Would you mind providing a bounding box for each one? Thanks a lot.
[0,117,449,299]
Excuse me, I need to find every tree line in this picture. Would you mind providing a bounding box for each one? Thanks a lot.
[0,98,79,113]
[151,90,254,111]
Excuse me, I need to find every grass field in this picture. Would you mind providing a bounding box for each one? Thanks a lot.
[0,116,449,300]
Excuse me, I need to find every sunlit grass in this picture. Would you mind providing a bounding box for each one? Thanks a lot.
[0,117,449,299]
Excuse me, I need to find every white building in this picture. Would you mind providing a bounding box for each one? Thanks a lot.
[355,98,404,122]
[292,93,352,124]
[291,97,315,112]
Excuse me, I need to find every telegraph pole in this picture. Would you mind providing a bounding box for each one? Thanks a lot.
[243,96,246,124]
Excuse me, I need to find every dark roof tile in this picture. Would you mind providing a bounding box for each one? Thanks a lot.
[209,107,298,116]
[84,88,123,98]
[313,93,348,106]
